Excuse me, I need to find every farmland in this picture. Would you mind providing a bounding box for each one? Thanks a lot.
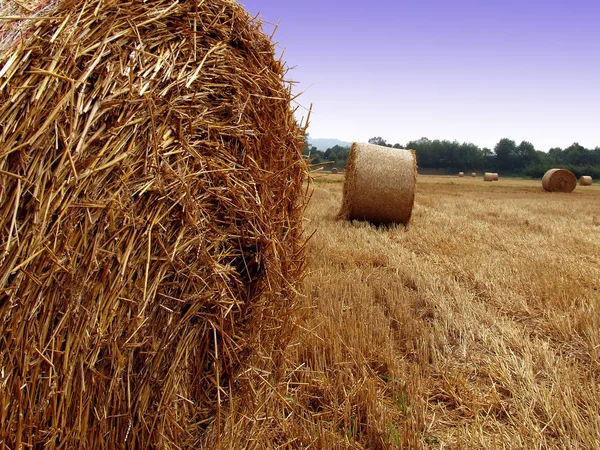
[214,175,600,449]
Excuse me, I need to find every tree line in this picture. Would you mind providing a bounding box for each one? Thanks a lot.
[304,136,600,179]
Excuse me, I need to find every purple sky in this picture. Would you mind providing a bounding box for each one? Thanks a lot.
[242,0,599,151]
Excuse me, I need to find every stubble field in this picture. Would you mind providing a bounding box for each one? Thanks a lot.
[215,175,600,449]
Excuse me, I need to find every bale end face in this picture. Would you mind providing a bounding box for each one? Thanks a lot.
[542,169,577,192]
[331,167,339,174]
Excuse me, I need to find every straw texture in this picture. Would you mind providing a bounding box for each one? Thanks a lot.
[542,169,577,192]
[484,172,494,182]
[579,176,593,186]
[458,172,464,177]
[0,0,307,447]
[338,143,416,225]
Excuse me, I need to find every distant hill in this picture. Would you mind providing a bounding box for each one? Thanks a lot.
[307,137,352,151]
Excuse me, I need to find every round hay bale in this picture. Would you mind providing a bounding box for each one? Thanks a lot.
[338,143,417,224]
[458,172,465,177]
[0,0,307,447]
[331,167,339,174]
[542,169,577,192]
[483,172,494,182]
[579,176,593,186]
[471,172,477,177]
[492,173,499,181]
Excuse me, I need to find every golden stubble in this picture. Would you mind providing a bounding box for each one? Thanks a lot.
[278,176,600,449]
[210,176,599,449]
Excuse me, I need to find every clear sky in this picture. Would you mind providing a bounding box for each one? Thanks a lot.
[241,0,599,151]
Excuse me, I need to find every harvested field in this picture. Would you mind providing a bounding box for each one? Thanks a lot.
[214,175,600,448]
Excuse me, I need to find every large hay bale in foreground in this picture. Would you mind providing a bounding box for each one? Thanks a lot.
[579,176,593,186]
[0,0,306,447]
[484,172,494,182]
[542,169,577,192]
[338,143,416,224]
[458,172,465,177]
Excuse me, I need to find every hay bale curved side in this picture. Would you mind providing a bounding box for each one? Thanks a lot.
[331,167,339,174]
[484,172,494,181]
[0,0,307,447]
[458,172,464,177]
[338,143,416,224]
[471,172,477,177]
[542,169,577,192]
[579,176,593,186]
[492,173,499,181]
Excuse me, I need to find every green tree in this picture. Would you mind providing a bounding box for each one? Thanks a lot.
[459,142,484,170]
[548,147,563,164]
[443,140,460,168]
[324,145,350,168]
[563,142,588,166]
[517,141,538,167]
[494,138,517,171]
[593,147,600,166]
[368,136,389,147]
[303,145,322,164]
[406,138,434,167]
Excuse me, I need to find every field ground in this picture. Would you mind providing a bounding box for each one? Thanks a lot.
[216,175,600,449]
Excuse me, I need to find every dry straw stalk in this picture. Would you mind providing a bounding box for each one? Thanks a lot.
[338,143,417,225]
[542,169,577,192]
[0,0,307,447]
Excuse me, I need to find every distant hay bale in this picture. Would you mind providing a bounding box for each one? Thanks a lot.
[338,143,417,224]
[331,167,339,174]
[0,0,307,447]
[492,173,499,181]
[471,172,477,177]
[484,172,494,182]
[579,176,593,186]
[458,172,465,177]
[542,169,577,192]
